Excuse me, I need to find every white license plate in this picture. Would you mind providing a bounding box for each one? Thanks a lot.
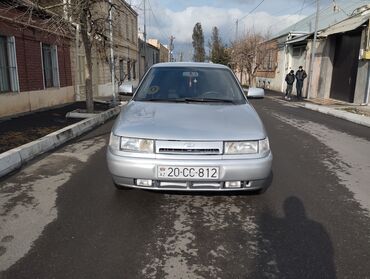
[157,166,219,180]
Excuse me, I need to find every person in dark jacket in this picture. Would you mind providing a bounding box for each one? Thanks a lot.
[285,70,295,100]
[296,66,307,99]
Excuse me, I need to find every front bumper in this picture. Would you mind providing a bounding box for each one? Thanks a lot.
[106,149,273,191]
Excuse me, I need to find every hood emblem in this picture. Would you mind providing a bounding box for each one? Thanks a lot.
[184,143,195,148]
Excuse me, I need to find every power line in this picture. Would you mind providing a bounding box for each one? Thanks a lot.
[235,0,265,39]
[239,0,266,22]
[224,0,316,40]
[146,0,170,40]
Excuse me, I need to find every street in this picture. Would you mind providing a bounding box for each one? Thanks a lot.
[1,94,370,279]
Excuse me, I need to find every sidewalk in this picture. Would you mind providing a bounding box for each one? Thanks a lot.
[0,99,123,178]
[265,90,370,128]
[0,101,110,154]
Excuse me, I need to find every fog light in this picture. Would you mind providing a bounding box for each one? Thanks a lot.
[225,181,242,188]
[136,179,152,187]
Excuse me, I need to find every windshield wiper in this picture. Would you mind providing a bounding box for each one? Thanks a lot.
[184,98,236,103]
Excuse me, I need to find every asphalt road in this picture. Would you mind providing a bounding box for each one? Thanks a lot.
[1,94,370,279]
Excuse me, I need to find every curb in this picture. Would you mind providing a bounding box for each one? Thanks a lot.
[300,103,370,128]
[265,95,370,128]
[0,105,122,178]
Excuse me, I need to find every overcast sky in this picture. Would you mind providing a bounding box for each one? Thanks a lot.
[128,0,348,60]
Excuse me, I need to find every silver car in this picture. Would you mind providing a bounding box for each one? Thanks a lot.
[107,62,272,192]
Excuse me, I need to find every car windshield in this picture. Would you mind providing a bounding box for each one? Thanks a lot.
[134,66,246,104]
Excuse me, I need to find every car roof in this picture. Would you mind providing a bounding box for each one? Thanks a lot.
[151,62,230,69]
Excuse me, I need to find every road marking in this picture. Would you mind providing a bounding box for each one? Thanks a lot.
[0,137,106,271]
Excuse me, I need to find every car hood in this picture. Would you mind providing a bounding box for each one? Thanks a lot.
[113,101,267,141]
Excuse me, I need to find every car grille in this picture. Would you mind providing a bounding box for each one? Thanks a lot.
[158,148,220,154]
[156,141,223,155]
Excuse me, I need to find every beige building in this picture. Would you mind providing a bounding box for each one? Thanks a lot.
[148,39,169,63]
[73,0,139,100]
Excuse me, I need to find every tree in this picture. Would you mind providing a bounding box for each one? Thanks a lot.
[231,30,268,87]
[192,22,205,62]
[37,0,124,112]
[209,26,230,66]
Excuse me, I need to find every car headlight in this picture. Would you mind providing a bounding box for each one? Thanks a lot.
[224,138,270,155]
[120,137,154,153]
[109,134,154,153]
[224,141,258,154]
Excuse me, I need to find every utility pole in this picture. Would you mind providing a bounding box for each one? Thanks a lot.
[169,35,175,62]
[307,0,320,100]
[109,0,116,105]
[143,0,147,70]
[235,19,239,41]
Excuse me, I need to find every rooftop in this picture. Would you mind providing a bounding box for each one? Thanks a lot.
[274,0,370,38]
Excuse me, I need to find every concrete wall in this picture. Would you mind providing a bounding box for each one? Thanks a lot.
[98,83,113,97]
[305,39,324,99]
[317,28,369,104]
[0,86,74,118]
[354,28,370,104]
[317,37,335,99]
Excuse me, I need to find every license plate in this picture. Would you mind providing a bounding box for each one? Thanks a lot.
[157,166,219,179]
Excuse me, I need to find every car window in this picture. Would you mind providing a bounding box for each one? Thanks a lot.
[134,67,246,103]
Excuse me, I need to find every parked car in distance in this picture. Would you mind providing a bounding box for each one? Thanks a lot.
[107,62,272,193]
[245,87,265,99]
[118,83,133,97]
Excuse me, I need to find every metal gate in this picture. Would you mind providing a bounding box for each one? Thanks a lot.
[330,31,361,102]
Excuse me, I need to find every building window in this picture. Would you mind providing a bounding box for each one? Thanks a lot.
[126,14,129,40]
[292,46,305,57]
[0,36,19,93]
[78,55,85,85]
[42,43,59,88]
[127,60,131,80]
[131,18,135,42]
[132,61,136,80]
[267,50,273,70]
[119,59,125,81]
[118,17,123,36]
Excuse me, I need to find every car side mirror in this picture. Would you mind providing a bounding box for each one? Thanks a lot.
[118,84,134,96]
[246,87,265,99]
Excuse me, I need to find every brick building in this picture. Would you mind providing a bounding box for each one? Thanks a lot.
[0,1,73,118]
[40,0,140,100]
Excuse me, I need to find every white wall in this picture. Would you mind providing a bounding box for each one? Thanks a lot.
[0,86,75,119]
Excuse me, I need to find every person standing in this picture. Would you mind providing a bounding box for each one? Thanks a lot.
[296,66,307,99]
[285,70,295,100]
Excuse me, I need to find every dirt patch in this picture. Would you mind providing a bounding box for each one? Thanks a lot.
[339,107,370,117]
[0,102,110,154]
